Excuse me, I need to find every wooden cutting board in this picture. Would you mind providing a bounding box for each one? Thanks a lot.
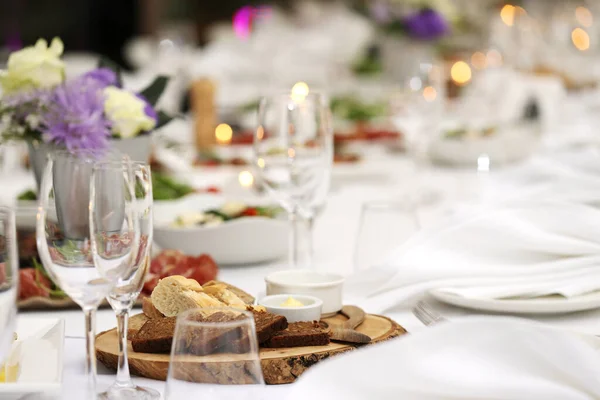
[96,312,406,384]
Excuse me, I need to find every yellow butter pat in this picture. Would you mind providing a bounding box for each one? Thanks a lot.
[279,296,304,308]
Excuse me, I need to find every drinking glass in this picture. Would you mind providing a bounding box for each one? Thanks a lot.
[93,161,158,400]
[0,207,18,365]
[253,92,333,269]
[36,150,138,400]
[354,201,420,273]
[165,308,264,400]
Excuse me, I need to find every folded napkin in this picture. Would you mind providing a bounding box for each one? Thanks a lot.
[286,317,600,400]
[347,201,600,313]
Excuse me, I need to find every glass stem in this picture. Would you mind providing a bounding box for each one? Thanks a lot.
[115,309,134,388]
[289,209,299,269]
[84,307,98,400]
[306,216,314,268]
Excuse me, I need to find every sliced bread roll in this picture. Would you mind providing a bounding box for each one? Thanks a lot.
[142,297,165,319]
[151,275,224,317]
[203,284,247,309]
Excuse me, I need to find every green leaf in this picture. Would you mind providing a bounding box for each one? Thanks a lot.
[155,110,174,130]
[98,57,123,87]
[139,76,169,107]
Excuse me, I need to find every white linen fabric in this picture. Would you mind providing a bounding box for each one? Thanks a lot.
[286,317,600,400]
[348,200,600,313]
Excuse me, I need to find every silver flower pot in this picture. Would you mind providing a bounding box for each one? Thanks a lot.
[27,141,51,191]
[110,135,152,163]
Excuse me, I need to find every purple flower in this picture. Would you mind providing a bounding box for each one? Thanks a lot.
[80,68,117,88]
[40,76,112,152]
[136,94,158,121]
[403,9,449,41]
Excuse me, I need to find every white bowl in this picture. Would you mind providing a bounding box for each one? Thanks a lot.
[153,194,288,265]
[258,294,323,322]
[265,270,345,317]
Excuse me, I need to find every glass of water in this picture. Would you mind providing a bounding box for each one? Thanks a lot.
[0,207,18,365]
[253,92,333,269]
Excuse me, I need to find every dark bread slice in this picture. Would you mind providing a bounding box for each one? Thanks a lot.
[185,312,247,356]
[252,310,288,344]
[262,321,330,348]
[127,313,149,339]
[131,317,177,354]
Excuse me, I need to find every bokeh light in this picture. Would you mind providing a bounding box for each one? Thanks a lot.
[215,123,233,144]
[576,6,593,27]
[450,61,472,85]
[238,170,254,187]
[471,52,488,69]
[572,27,590,51]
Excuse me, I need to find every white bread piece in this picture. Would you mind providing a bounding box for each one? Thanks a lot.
[203,284,247,310]
[142,297,165,319]
[150,275,224,317]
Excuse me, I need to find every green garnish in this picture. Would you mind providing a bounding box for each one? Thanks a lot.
[151,172,194,201]
[330,96,387,122]
[17,189,37,201]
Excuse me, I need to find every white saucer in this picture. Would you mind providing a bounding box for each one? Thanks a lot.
[429,289,600,314]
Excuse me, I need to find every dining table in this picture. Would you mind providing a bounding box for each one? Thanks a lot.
[5,93,600,399]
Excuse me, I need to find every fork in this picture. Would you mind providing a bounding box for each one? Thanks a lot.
[412,300,447,326]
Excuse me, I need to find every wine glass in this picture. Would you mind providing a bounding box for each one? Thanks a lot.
[164,308,265,400]
[0,207,18,365]
[92,160,158,400]
[36,150,138,400]
[253,92,333,269]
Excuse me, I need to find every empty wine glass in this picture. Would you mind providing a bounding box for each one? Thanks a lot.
[0,207,18,365]
[165,308,264,400]
[36,150,138,400]
[93,160,158,400]
[253,92,333,269]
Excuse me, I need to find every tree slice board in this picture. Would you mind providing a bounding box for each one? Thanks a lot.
[96,312,406,385]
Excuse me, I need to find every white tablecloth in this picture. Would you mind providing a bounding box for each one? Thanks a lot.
[9,106,600,398]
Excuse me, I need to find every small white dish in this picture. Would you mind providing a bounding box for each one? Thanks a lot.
[258,294,323,322]
[430,289,600,314]
[153,194,288,265]
[265,270,345,317]
[0,317,65,400]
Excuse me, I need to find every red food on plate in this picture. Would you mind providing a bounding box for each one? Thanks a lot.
[143,250,218,295]
[242,207,258,217]
[19,268,52,300]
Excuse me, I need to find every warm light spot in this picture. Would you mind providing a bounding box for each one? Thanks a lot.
[572,27,590,51]
[486,49,503,67]
[409,77,422,91]
[450,61,472,85]
[471,52,487,69]
[287,148,296,158]
[423,86,437,102]
[500,4,515,26]
[238,170,254,187]
[576,6,593,27]
[256,126,265,140]
[257,158,265,168]
[215,123,233,145]
[291,81,309,102]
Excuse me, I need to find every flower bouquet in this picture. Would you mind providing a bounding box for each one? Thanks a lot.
[0,37,173,187]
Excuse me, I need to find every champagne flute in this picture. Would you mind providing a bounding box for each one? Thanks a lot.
[95,160,159,400]
[0,207,18,365]
[36,150,138,400]
[253,92,333,269]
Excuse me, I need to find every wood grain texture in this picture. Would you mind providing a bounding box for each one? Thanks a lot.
[96,313,406,385]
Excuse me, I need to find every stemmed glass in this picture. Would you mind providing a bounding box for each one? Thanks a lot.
[93,161,159,400]
[0,207,18,365]
[36,150,139,400]
[253,92,333,269]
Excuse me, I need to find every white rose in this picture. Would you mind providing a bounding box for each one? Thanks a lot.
[0,38,65,93]
[103,86,156,138]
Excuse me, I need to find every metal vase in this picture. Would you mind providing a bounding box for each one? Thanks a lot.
[52,153,125,241]
[110,135,152,163]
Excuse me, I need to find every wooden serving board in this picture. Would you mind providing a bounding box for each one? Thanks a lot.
[96,312,406,385]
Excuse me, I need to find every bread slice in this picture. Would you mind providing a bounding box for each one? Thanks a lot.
[185,312,247,356]
[131,317,177,354]
[203,280,255,304]
[203,284,247,309]
[252,310,288,344]
[127,313,149,339]
[142,297,165,319]
[262,321,330,348]
[151,275,224,317]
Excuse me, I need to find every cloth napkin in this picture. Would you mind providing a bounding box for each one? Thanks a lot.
[347,200,600,313]
[286,317,600,400]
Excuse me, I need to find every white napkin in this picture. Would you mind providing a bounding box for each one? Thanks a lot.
[286,317,600,400]
[348,200,600,313]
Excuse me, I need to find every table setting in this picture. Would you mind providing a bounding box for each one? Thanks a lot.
[5,1,600,399]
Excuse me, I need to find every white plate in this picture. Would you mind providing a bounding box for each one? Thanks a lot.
[153,194,288,265]
[430,289,600,314]
[0,318,65,399]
